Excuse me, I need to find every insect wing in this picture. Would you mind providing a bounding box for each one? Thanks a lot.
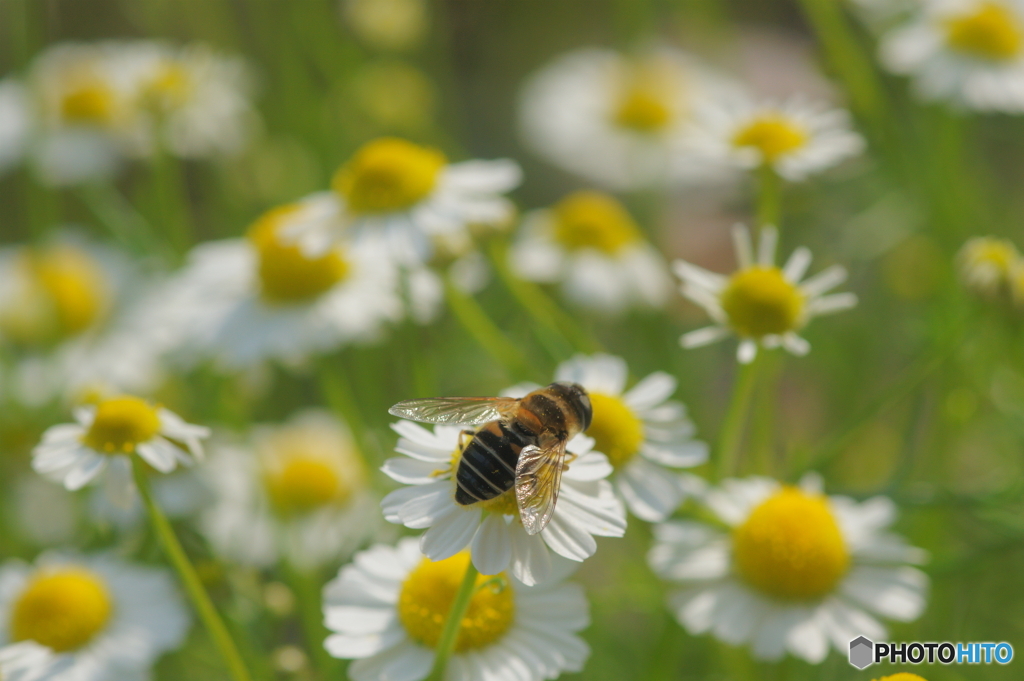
[388,396,519,426]
[515,441,568,535]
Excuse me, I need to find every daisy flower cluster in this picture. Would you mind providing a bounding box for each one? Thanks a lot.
[7,2,1023,681]
[0,40,256,185]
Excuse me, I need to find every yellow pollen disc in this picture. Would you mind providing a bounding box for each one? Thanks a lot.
[264,456,349,516]
[720,266,805,338]
[614,88,672,133]
[142,61,194,112]
[60,81,116,124]
[10,569,114,653]
[332,137,446,214]
[963,236,1017,275]
[249,204,350,303]
[552,191,642,255]
[733,487,850,601]
[732,116,809,164]
[82,396,161,454]
[946,2,1023,60]
[33,247,108,337]
[873,675,929,681]
[586,393,644,469]
[398,553,515,652]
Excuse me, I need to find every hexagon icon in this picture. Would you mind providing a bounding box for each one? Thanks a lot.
[849,636,874,669]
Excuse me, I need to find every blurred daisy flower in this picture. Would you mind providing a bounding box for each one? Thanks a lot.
[31,395,209,506]
[0,234,171,406]
[24,41,146,185]
[0,552,190,680]
[381,421,626,586]
[158,195,403,369]
[518,47,740,190]
[291,137,521,267]
[648,475,929,664]
[686,95,864,181]
[880,0,1024,112]
[510,191,673,313]
[200,411,380,570]
[323,538,590,681]
[132,41,258,159]
[957,235,1019,297]
[512,354,708,522]
[674,225,858,363]
[342,0,429,52]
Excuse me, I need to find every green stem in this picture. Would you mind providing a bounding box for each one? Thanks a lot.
[149,148,193,257]
[317,359,379,463]
[427,559,479,681]
[442,272,535,379]
[283,562,337,680]
[488,239,599,355]
[756,165,781,230]
[78,183,166,257]
[715,353,761,480]
[748,352,782,476]
[131,458,253,681]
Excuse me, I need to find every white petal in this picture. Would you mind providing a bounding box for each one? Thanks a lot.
[64,452,107,490]
[737,339,758,364]
[800,264,847,296]
[782,247,812,282]
[757,226,778,266]
[325,625,406,658]
[681,326,731,349]
[509,527,552,586]
[136,438,179,473]
[617,459,684,522]
[381,457,444,485]
[420,506,482,560]
[732,224,754,269]
[840,566,928,622]
[640,440,708,468]
[380,480,455,528]
[470,514,513,575]
[347,640,433,681]
[623,372,677,412]
[808,292,858,316]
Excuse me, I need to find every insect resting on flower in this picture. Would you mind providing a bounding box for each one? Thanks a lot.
[389,382,593,534]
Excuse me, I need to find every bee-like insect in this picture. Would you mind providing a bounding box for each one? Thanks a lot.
[389,382,592,535]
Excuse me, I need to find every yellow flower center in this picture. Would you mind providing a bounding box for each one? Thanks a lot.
[10,569,114,653]
[962,237,1018,275]
[142,61,194,112]
[249,204,351,303]
[264,456,350,516]
[946,2,1023,60]
[732,116,809,164]
[398,553,515,652]
[332,137,446,214]
[34,247,108,337]
[60,80,116,125]
[82,396,161,454]
[733,487,850,601]
[586,393,644,469]
[720,266,805,338]
[551,191,642,255]
[613,88,672,133]
[873,675,929,681]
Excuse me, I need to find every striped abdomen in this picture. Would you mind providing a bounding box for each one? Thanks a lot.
[454,419,538,506]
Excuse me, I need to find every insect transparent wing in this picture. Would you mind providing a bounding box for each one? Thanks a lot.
[388,396,519,425]
[515,441,568,536]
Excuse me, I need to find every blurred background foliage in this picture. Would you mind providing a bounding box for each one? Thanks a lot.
[1,1,1024,680]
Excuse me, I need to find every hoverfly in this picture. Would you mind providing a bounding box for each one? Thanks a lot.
[389,382,592,535]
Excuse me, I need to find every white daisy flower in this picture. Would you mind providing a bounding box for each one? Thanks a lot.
[0,552,189,680]
[880,0,1024,112]
[510,191,673,314]
[381,422,626,586]
[0,78,29,174]
[0,641,62,681]
[31,394,210,507]
[518,47,741,190]
[25,41,147,185]
[542,354,708,522]
[957,235,1019,297]
[289,136,521,267]
[157,193,403,369]
[686,95,864,182]
[323,538,590,681]
[648,475,930,664]
[200,410,380,570]
[0,234,170,406]
[674,224,858,364]
[130,41,258,159]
